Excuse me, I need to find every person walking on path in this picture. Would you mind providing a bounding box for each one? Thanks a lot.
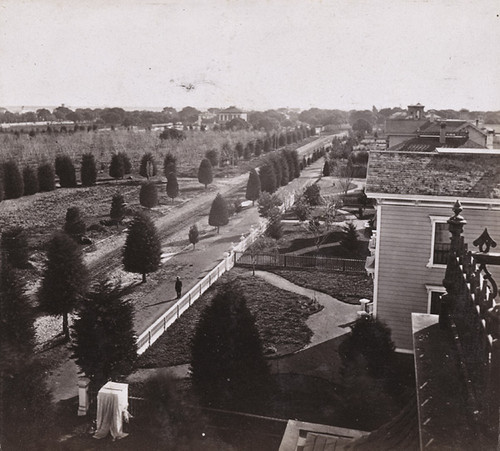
[175,276,182,299]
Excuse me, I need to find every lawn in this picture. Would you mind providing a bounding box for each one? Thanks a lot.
[270,269,373,304]
[137,268,315,368]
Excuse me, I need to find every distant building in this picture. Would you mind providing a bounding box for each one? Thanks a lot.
[217,106,248,123]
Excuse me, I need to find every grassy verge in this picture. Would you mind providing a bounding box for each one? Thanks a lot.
[270,268,373,304]
[137,268,315,368]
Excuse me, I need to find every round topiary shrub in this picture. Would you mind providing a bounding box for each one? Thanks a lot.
[38,162,56,192]
[55,155,77,188]
[139,181,158,208]
[23,166,39,195]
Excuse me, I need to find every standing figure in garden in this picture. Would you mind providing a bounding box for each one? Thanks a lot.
[175,276,182,299]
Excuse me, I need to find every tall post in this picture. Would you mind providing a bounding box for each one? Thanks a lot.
[440,200,467,329]
[77,377,90,416]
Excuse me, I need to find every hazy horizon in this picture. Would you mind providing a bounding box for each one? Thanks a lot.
[1,0,499,112]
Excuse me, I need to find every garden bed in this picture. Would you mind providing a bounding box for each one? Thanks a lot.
[137,268,316,368]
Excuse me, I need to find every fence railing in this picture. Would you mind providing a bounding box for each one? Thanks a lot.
[234,251,366,273]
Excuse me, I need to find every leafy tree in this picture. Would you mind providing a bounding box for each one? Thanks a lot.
[198,158,213,189]
[110,192,126,223]
[23,166,39,195]
[159,128,185,141]
[266,208,283,240]
[163,153,177,179]
[293,195,311,222]
[123,212,162,283]
[352,118,373,135]
[71,279,137,385]
[341,222,359,253]
[38,231,89,340]
[0,256,54,450]
[118,151,132,174]
[208,193,229,233]
[140,181,159,208]
[140,152,157,179]
[166,173,179,202]
[245,169,261,205]
[205,149,219,167]
[259,162,277,194]
[81,152,97,186]
[257,192,282,218]
[190,282,272,411]
[3,160,24,199]
[109,153,125,179]
[188,224,199,249]
[64,207,86,242]
[1,227,30,268]
[55,155,77,188]
[37,162,55,191]
[303,184,322,206]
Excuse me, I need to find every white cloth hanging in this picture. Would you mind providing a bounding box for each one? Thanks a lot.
[93,381,129,440]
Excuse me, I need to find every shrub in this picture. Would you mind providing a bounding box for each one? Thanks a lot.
[188,224,199,249]
[110,193,126,223]
[23,166,39,195]
[3,160,24,199]
[55,155,77,188]
[139,152,157,179]
[140,181,159,208]
[197,158,213,189]
[303,184,322,206]
[109,154,125,179]
[163,153,177,179]
[37,162,55,192]
[266,208,283,240]
[81,153,97,186]
[166,173,179,201]
[257,192,282,218]
[208,193,229,233]
[64,207,87,241]
[118,152,132,174]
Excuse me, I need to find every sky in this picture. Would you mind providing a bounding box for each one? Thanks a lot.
[0,0,499,112]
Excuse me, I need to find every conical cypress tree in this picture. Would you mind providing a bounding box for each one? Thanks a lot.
[208,193,229,234]
[110,192,126,223]
[139,152,157,179]
[38,231,89,340]
[245,169,261,205]
[3,160,24,199]
[198,158,213,189]
[55,155,77,188]
[269,154,282,187]
[71,279,137,385]
[81,152,97,186]
[64,206,86,241]
[140,181,159,208]
[190,282,272,411]
[23,166,39,195]
[123,212,162,283]
[279,152,290,186]
[118,152,132,174]
[291,150,301,178]
[109,153,125,179]
[1,227,30,269]
[37,162,55,192]
[163,153,177,179]
[166,173,179,202]
[323,160,331,176]
[259,163,277,194]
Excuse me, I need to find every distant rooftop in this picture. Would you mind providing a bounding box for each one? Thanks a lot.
[366,151,500,199]
[220,106,244,113]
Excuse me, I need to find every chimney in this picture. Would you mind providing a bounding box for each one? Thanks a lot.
[440,122,446,144]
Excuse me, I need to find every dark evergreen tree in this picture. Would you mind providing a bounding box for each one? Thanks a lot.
[278,133,286,147]
[1,227,30,268]
[279,152,290,186]
[263,138,271,153]
[188,224,199,249]
[71,279,137,385]
[140,181,159,208]
[322,160,331,176]
[255,139,263,156]
[268,153,282,187]
[163,153,177,179]
[259,162,277,194]
[291,149,301,178]
[235,142,244,159]
[257,192,282,218]
[191,283,271,411]
[110,192,126,223]
[123,212,162,283]
[303,184,322,206]
[208,193,229,233]
[139,152,157,179]
[166,173,179,202]
[38,231,89,340]
[55,155,77,188]
[341,222,359,253]
[245,169,261,205]
[266,208,283,240]
[3,160,24,199]
[37,162,56,191]
[109,153,125,179]
[81,152,97,186]
[197,158,213,189]
[64,206,86,241]
[0,256,54,450]
[23,166,39,195]
[118,151,132,174]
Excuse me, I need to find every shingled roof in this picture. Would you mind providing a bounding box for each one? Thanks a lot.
[366,151,500,199]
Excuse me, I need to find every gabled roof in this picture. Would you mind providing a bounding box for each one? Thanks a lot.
[366,151,500,199]
[388,136,485,153]
[385,119,427,135]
